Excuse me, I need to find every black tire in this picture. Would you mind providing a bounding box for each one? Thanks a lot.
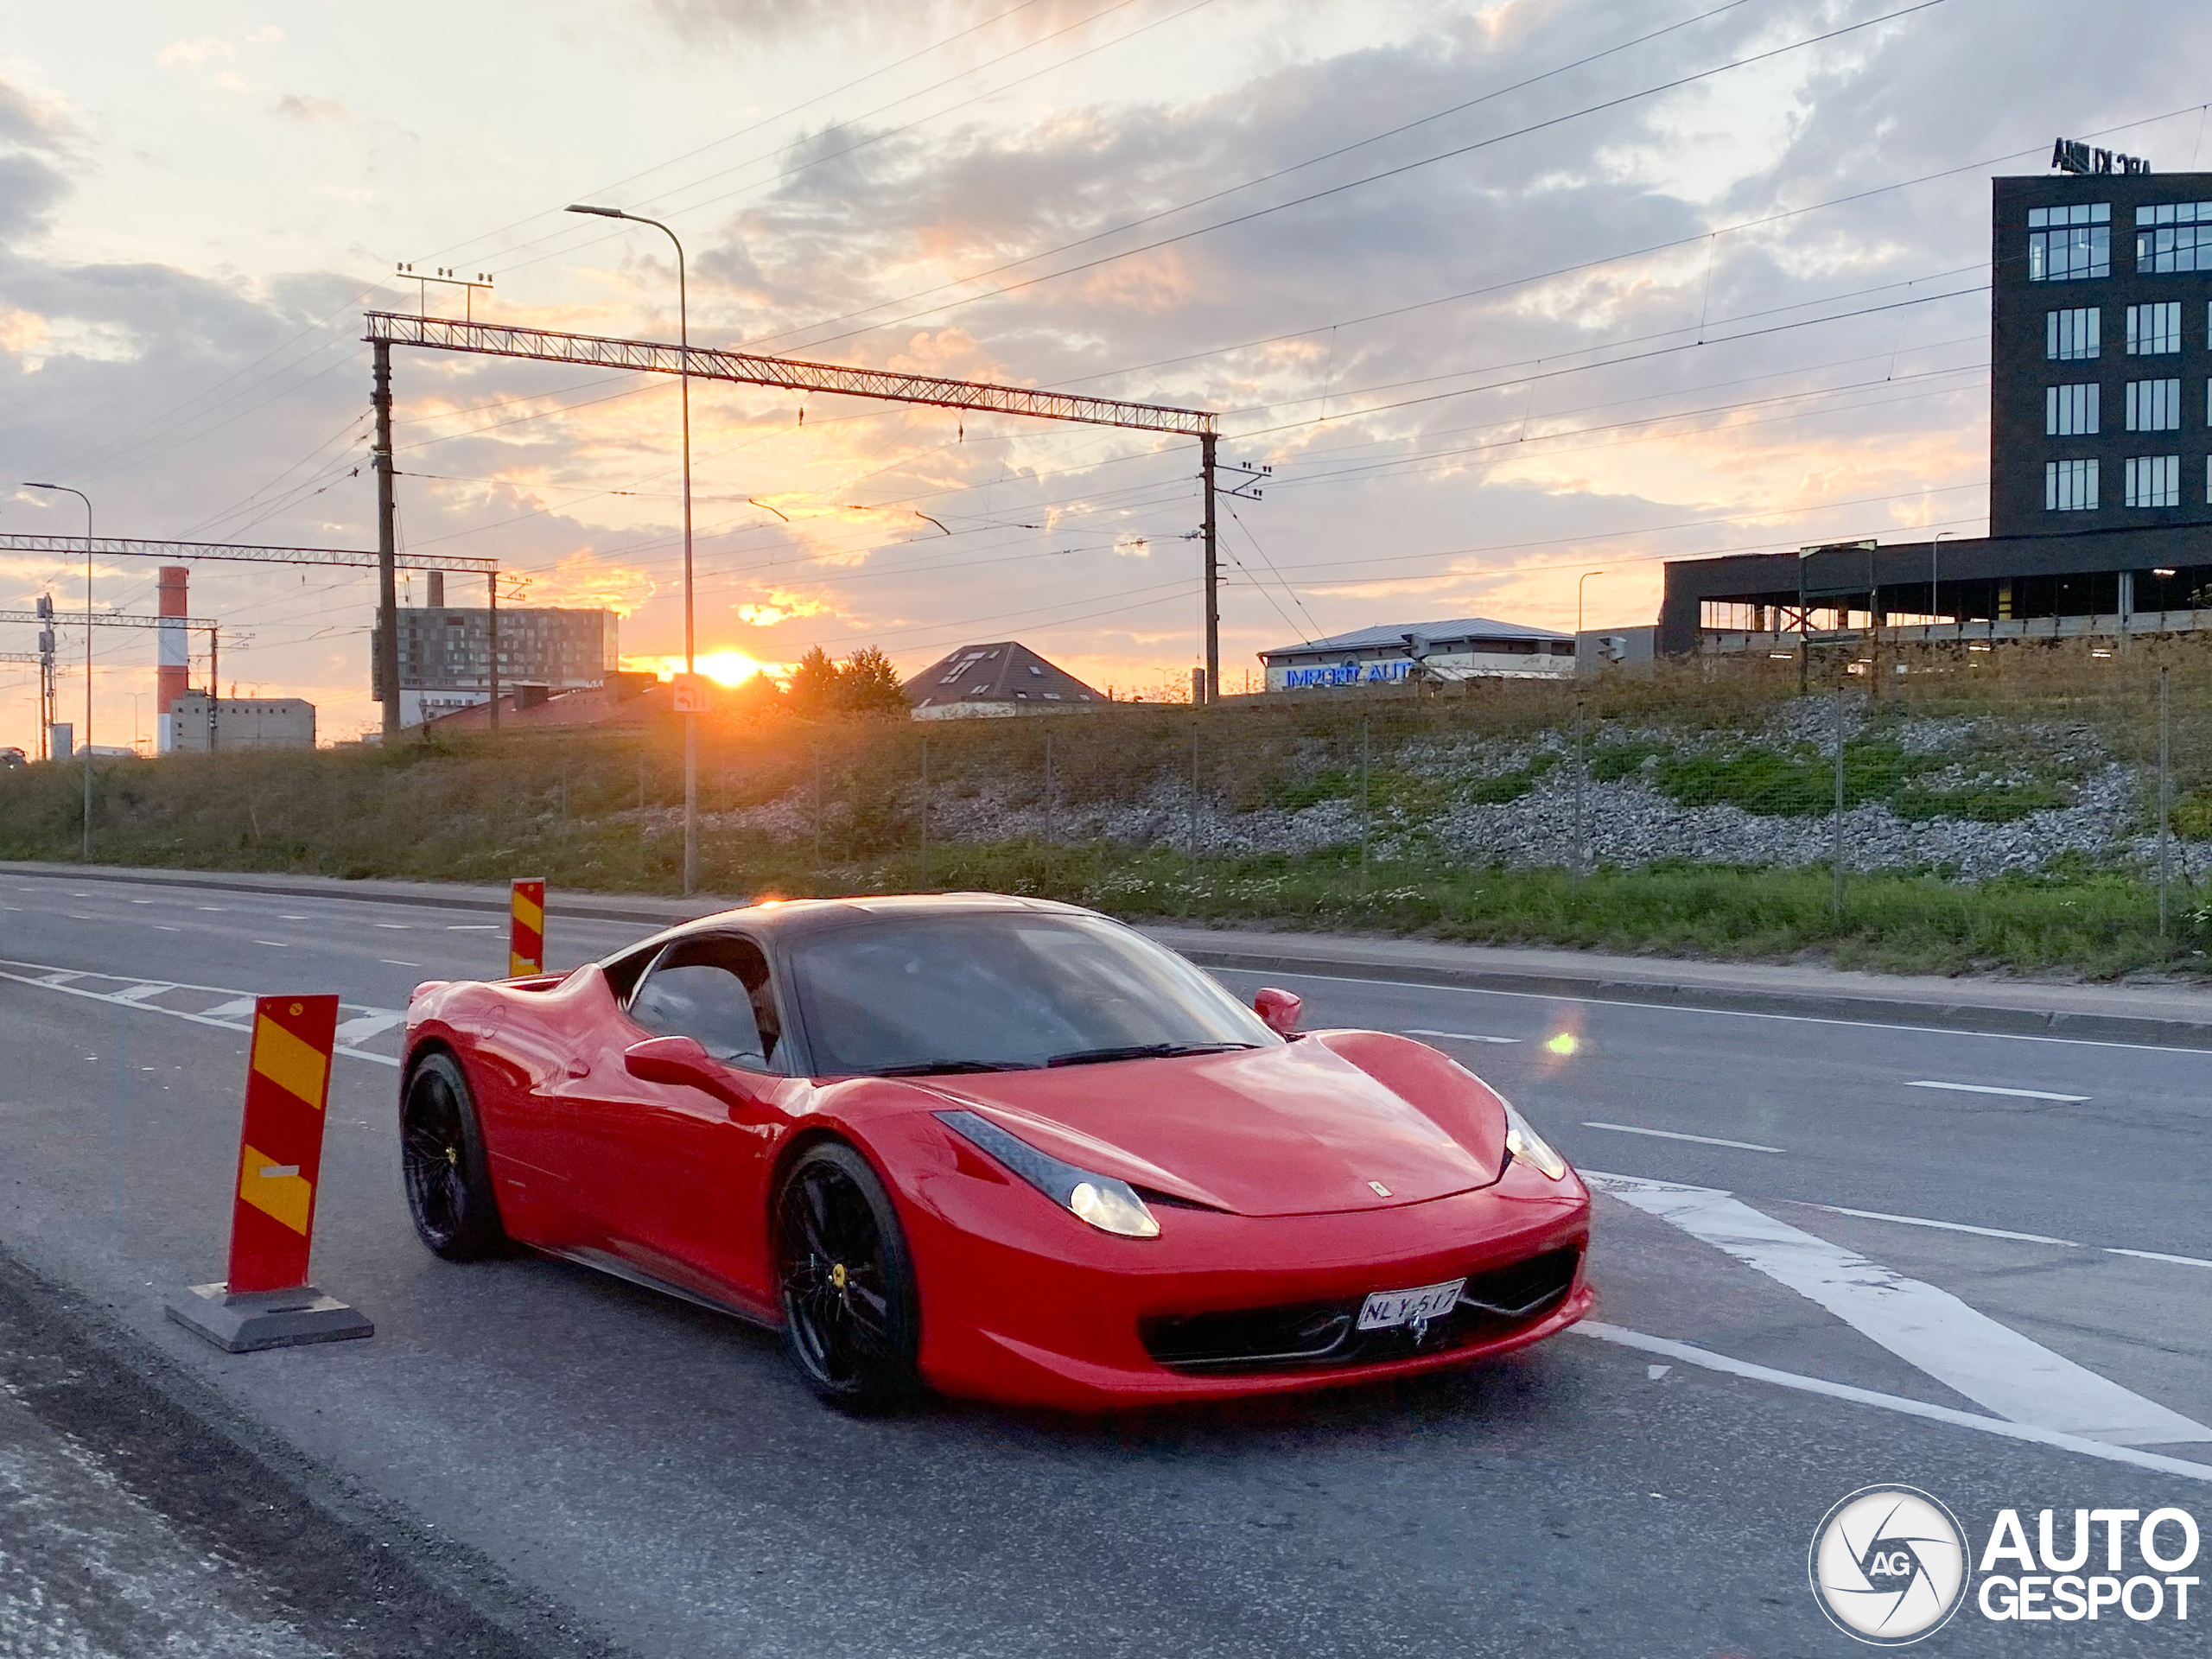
[774,1141,922,1412]
[400,1051,507,1261]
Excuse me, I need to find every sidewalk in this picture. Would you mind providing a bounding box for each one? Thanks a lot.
[13,861,2212,1047]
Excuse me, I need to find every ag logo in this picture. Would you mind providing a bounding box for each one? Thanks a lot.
[1809,1485,1969,1645]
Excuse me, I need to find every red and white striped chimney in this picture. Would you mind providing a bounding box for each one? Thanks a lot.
[156,565,189,715]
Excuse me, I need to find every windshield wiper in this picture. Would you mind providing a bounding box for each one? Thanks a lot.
[1046,1041,1259,1068]
[871,1058,1039,1077]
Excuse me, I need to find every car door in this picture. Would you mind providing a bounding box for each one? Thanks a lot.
[562,932,798,1312]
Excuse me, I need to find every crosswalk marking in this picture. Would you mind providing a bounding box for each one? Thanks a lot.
[0,958,402,1070]
[1586,1171,2212,1446]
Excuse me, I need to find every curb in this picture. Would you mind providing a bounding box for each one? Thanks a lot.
[18,863,2212,1051]
[1168,946,2212,1052]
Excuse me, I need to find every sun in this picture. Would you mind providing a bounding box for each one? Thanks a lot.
[623,650,783,688]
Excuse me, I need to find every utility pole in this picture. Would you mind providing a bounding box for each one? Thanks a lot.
[207,628,219,753]
[487,572,499,732]
[1199,433,1219,705]
[372,340,400,739]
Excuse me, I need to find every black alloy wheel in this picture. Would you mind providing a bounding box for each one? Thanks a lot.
[400,1052,506,1261]
[775,1142,920,1411]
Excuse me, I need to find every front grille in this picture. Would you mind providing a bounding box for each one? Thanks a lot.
[1140,1246,1580,1375]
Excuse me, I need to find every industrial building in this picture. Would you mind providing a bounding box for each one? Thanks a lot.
[162,694,315,753]
[904,642,1105,717]
[372,587,620,727]
[1259,618,1575,691]
[1661,150,2212,656]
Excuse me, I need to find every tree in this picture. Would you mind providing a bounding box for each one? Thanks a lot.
[785,645,841,717]
[836,645,910,718]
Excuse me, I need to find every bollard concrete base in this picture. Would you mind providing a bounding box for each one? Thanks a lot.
[164,1282,373,1353]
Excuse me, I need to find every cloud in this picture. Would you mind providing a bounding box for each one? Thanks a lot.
[156,38,232,69]
[273,94,348,124]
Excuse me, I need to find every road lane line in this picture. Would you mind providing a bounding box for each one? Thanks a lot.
[1905,1080,2090,1102]
[1207,967,2212,1053]
[251,940,291,948]
[446,924,498,931]
[1573,1324,2212,1484]
[1583,1171,2212,1446]
[1813,1204,2078,1246]
[0,963,401,1069]
[1405,1028,1521,1044]
[2107,1247,2212,1269]
[334,1011,405,1046]
[1582,1122,1783,1153]
[379,959,421,967]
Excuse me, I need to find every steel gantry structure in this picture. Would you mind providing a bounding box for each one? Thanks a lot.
[360,309,1229,696]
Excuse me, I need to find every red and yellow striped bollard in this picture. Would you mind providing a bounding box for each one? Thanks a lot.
[228,995,339,1293]
[166,992,373,1351]
[509,878,545,976]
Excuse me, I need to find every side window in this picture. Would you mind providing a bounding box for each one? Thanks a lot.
[627,937,787,1071]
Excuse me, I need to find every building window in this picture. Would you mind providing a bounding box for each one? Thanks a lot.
[2046,383,2100,435]
[2046,307,2101,359]
[2045,457,2099,511]
[2126,378,2182,431]
[2029,203,2110,280]
[2124,454,2180,507]
[2126,302,2182,354]
[2135,201,2212,272]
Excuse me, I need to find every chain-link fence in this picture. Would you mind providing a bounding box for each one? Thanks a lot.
[1,639,2206,972]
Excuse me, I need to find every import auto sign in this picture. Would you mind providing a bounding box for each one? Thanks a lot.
[1810,1486,2199,1643]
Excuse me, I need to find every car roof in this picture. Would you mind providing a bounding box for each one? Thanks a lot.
[651,891,1101,947]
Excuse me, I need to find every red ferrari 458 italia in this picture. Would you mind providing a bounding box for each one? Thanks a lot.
[399,894,1592,1410]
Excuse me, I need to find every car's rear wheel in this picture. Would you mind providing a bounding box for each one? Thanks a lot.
[400,1052,506,1261]
[775,1142,920,1412]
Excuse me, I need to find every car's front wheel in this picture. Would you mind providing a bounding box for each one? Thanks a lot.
[774,1141,921,1412]
[400,1051,506,1260]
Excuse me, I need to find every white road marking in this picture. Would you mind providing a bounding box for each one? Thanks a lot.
[1814,1205,2079,1247]
[111,983,175,1006]
[279,914,311,920]
[1582,1122,1783,1154]
[128,899,155,905]
[1574,1324,2212,1484]
[1584,1171,2212,1446]
[1404,1028,1521,1044]
[251,940,290,948]
[373,923,411,930]
[2107,1247,2212,1270]
[195,906,226,912]
[448,925,498,931]
[1210,967,2212,1054]
[333,1011,404,1046]
[1905,1079,2089,1103]
[0,961,401,1069]
[379,958,421,968]
[150,924,178,931]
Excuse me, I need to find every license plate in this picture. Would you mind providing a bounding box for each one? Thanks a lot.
[1356,1278,1465,1332]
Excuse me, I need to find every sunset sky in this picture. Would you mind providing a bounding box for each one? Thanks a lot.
[2,0,2207,749]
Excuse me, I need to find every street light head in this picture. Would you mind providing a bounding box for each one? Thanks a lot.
[22,480,57,489]
[566,203,625,219]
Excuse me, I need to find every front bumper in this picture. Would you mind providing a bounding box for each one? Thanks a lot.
[896,1141,1592,1410]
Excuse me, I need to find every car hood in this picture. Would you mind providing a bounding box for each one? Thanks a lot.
[917,1033,1507,1218]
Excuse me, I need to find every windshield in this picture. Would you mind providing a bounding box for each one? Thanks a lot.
[786,912,1279,1076]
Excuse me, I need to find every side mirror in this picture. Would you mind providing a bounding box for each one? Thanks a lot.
[625,1035,741,1100]
[1253,987,1302,1036]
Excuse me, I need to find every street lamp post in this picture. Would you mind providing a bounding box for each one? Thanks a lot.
[23,481,92,858]
[1576,569,1605,677]
[567,203,697,895]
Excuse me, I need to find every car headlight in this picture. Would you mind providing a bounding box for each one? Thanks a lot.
[936,1109,1161,1238]
[1503,1102,1569,1181]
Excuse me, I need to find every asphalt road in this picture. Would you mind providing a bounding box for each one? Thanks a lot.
[1,868,2207,1658]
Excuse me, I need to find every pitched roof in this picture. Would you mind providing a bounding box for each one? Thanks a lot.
[1261,616,1569,658]
[902,641,1105,710]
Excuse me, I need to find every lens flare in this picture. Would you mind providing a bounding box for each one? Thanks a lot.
[1544,1032,1580,1057]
